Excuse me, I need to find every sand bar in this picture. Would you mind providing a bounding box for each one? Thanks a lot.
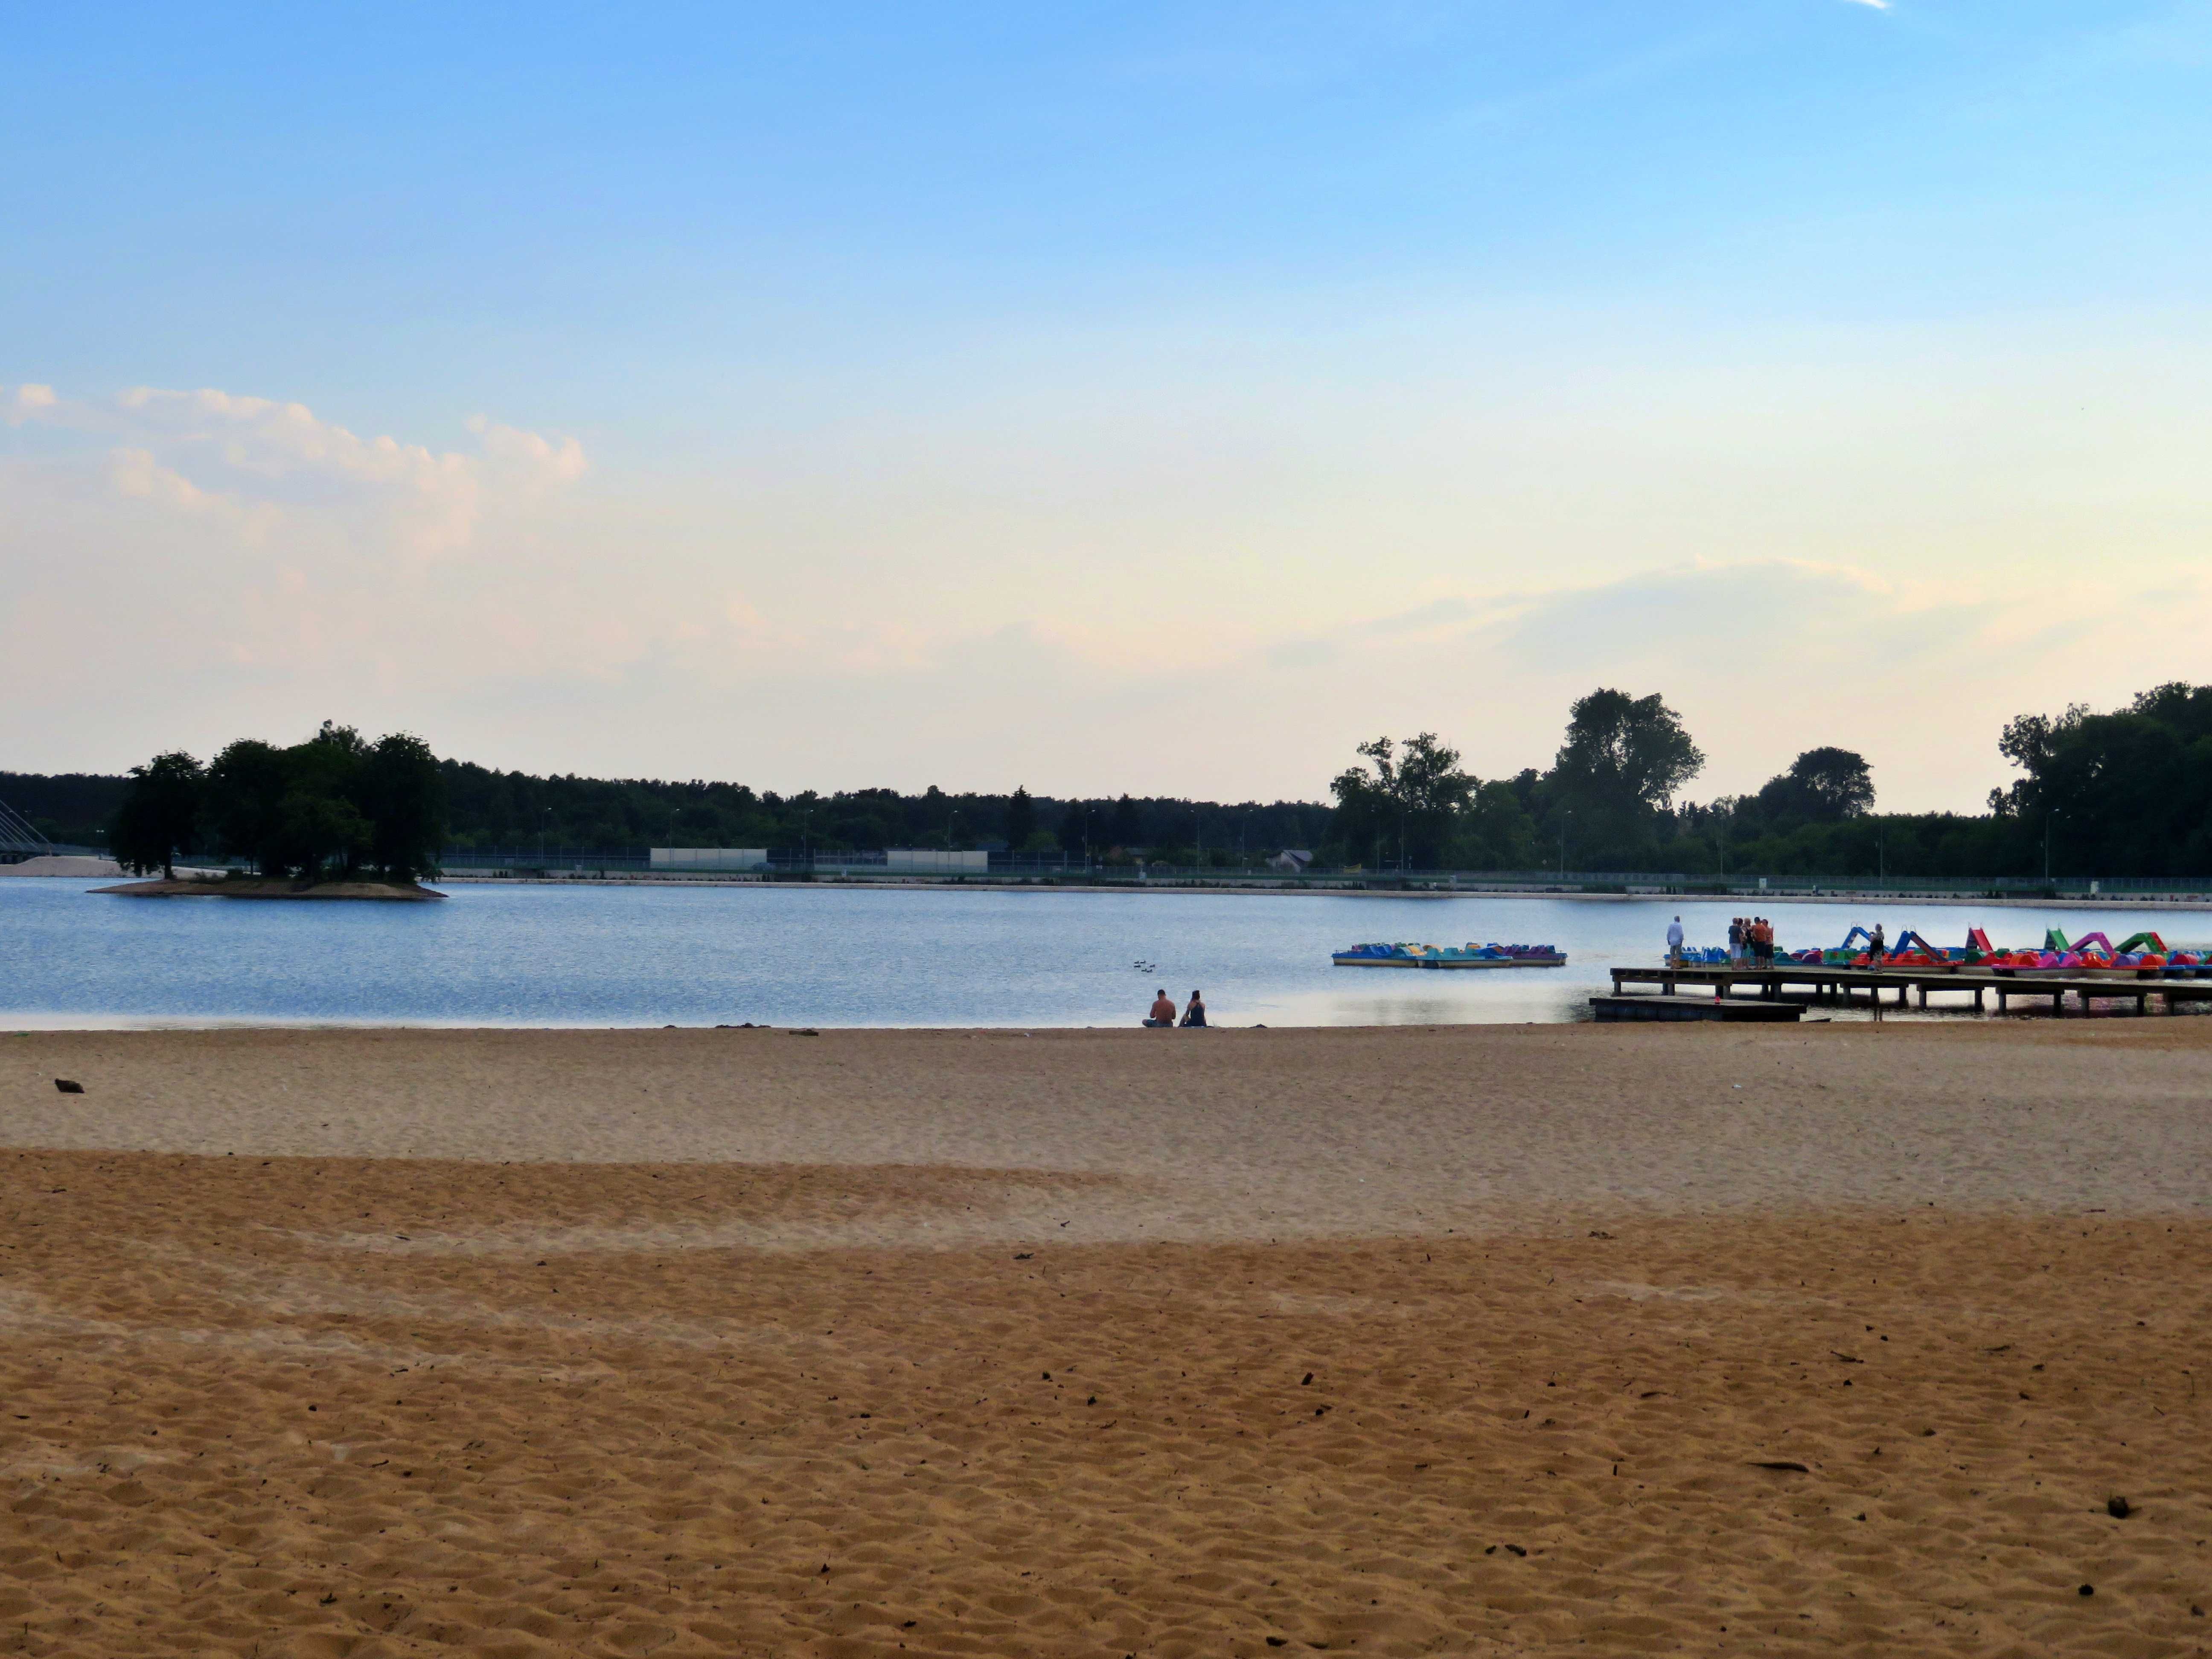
[3,1023,2210,1655]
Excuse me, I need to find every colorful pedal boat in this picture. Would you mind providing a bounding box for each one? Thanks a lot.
[1331,941,1567,969]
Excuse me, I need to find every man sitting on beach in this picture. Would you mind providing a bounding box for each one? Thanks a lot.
[1144,989,1177,1027]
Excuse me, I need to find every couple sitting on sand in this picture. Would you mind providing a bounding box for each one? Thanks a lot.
[1144,988,1207,1029]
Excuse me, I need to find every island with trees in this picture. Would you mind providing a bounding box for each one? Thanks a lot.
[99,722,446,899]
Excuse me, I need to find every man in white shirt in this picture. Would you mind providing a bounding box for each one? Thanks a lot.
[1665,915,1685,966]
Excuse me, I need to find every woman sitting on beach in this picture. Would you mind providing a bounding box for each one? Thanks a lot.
[1180,990,1208,1028]
[1144,989,1178,1027]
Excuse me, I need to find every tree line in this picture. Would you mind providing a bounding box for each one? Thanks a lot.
[1326,681,2212,879]
[31,678,2212,878]
[433,763,1332,865]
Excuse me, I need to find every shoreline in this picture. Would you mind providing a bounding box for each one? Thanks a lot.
[436,872,2212,909]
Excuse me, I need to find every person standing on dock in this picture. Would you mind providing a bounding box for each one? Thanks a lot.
[1727,917,1743,963]
[1666,915,1685,967]
[1869,923,1886,966]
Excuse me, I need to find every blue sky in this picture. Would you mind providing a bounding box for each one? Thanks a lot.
[7,3,2211,807]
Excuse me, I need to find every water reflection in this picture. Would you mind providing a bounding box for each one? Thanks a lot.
[3,880,2206,1030]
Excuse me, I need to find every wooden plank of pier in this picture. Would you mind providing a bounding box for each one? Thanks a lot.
[1610,964,2212,1016]
[1590,994,1804,1023]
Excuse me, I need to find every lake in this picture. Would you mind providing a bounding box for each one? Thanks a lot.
[4,879,2209,1030]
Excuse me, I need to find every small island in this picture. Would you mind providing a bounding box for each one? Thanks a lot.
[94,874,443,901]
[102,722,447,901]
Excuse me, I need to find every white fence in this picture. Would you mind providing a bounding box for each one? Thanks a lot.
[649,847,769,870]
[887,849,988,873]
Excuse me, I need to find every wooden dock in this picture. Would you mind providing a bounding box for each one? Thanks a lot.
[1590,994,1804,1024]
[1610,963,2212,1016]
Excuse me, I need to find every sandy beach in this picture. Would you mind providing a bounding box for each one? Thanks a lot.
[4,1022,2210,1655]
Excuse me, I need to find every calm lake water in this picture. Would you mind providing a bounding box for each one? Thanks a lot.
[4,879,2209,1030]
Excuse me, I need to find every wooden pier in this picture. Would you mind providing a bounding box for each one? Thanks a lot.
[1591,994,1804,1023]
[1609,963,2212,1017]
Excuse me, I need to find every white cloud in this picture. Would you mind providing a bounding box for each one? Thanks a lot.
[1842,0,1892,11]
[9,383,588,561]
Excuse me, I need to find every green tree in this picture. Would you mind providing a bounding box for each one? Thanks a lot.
[1445,780,1540,870]
[1057,801,1089,857]
[1330,733,1476,868]
[1109,794,1142,851]
[1004,786,1036,852]
[206,739,293,874]
[110,751,204,878]
[357,733,447,878]
[204,721,435,879]
[1751,747,1874,827]
[278,789,373,877]
[1993,684,2212,876]
[1547,690,1704,862]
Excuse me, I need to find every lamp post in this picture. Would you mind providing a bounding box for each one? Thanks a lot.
[2044,811,2062,886]
[1558,811,1570,878]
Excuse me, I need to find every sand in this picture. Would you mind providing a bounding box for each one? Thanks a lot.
[3,1023,2211,1655]
[0,857,122,878]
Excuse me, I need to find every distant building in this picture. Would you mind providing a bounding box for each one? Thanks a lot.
[1268,849,1314,873]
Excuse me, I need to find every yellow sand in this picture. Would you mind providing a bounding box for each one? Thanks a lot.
[3,1023,2209,1656]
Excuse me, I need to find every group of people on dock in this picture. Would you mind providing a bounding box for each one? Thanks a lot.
[1729,916,1777,967]
[1662,913,1791,969]
[1144,988,1208,1028]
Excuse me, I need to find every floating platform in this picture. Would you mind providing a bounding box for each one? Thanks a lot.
[1333,942,1566,970]
[1591,994,1805,1023]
